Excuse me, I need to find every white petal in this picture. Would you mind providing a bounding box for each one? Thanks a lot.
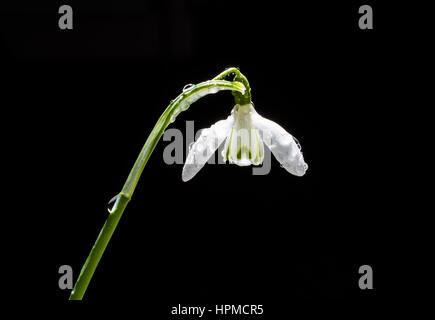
[251,111,308,176]
[182,115,234,181]
[223,127,264,166]
[221,104,265,166]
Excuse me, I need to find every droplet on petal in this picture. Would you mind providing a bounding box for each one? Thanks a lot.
[201,129,210,137]
[278,134,293,147]
[250,107,308,177]
[293,136,302,150]
[188,142,194,152]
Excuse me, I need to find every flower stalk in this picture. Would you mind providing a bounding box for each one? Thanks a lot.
[69,78,246,300]
[213,67,251,105]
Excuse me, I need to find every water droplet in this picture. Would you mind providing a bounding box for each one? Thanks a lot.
[107,195,118,213]
[180,102,190,111]
[188,142,194,152]
[183,84,194,92]
[169,109,182,124]
[279,134,292,146]
[223,71,235,80]
[201,129,210,139]
[293,137,302,150]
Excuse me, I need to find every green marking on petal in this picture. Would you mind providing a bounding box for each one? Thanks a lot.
[236,146,251,161]
[253,130,263,165]
[236,148,241,160]
[225,129,233,161]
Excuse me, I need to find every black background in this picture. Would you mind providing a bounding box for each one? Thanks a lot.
[2,0,417,314]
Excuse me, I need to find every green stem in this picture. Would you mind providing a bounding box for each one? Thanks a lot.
[69,194,129,300]
[69,78,246,300]
[213,67,252,105]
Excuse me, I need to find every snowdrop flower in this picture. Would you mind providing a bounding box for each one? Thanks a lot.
[182,103,308,181]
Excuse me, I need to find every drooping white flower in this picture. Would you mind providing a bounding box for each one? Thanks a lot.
[182,103,308,181]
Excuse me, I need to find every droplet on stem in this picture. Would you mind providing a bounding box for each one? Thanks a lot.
[183,84,194,92]
[107,194,118,213]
